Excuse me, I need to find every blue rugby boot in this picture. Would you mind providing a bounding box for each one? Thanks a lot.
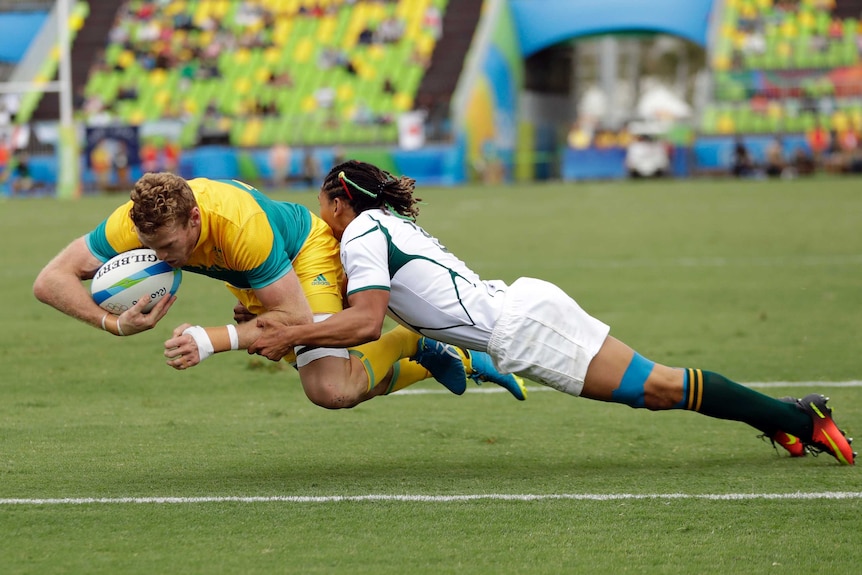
[465,350,527,401]
[412,337,468,395]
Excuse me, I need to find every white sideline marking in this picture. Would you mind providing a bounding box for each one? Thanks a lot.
[569,254,862,269]
[398,381,862,396]
[2,492,862,506]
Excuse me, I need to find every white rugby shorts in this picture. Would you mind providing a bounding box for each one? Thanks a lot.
[488,277,610,396]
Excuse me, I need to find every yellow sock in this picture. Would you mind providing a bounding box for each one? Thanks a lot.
[348,325,422,391]
[385,359,432,394]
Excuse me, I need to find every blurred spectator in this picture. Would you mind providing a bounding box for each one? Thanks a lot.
[141,140,159,173]
[318,47,347,70]
[352,102,375,125]
[117,81,139,101]
[764,137,786,178]
[113,142,131,190]
[792,147,816,176]
[357,25,375,45]
[625,133,669,178]
[566,121,592,150]
[382,77,396,95]
[378,17,404,43]
[163,141,180,173]
[593,129,618,149]
[423,4,443,40]
[0,136,10,170]
[806,121,830,166]
[332,145,345,167]
[301,148,319,187]
[269,143,292,188]
[839,129,862,173]
[1,94,18,124]
[314,86,335,109]
[269,70,294,88]
[731,138,754,177]
[91,143,112,191]
[11,152,33,196]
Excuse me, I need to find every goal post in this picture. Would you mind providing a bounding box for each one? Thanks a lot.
[0,0,80,199]
[55,0,79,199]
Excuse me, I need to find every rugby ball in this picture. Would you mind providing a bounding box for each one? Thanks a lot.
[91,248,182,313]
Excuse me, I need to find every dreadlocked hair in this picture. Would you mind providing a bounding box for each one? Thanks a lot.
[321,160,421,220]
[129,172,196,236]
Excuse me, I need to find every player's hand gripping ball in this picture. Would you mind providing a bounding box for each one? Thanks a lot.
[90,248,182,313]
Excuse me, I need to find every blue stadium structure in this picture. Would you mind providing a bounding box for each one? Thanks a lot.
[510,0,715,55]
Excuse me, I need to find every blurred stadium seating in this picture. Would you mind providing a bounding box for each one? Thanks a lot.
[4,0,862,188]
[704,0,862,135]
[74,0,449,148]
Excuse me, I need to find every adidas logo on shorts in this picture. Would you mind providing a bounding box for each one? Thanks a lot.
[311,274,330,286]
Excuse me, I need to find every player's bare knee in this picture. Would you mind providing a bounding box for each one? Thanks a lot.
[303,381,362,410]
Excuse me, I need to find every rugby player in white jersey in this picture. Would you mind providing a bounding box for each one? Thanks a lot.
[248,160,855,465]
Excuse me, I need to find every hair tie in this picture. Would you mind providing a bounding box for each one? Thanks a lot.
[337,171,353,200]
[339,172,378,199]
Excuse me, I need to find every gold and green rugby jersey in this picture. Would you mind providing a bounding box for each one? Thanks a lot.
[86,178,312,290]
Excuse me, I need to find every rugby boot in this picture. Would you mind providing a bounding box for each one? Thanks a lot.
[464,350,527,401]
[769,430,807,457]
[767,397,806,457]
[796,393,855,465]
[412,337,467,395]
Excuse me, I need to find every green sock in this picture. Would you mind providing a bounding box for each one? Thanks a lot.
[682,369,812,438]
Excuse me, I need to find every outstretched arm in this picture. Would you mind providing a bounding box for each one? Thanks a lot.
[248,289,390,361]
[33,236,173,336]
[164,268,314,369]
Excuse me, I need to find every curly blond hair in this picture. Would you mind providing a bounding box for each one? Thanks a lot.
[129,172,197,235]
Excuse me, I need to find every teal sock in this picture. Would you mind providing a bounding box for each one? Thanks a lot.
[681,369,812,438]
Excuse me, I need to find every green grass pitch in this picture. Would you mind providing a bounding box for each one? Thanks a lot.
[1,177,860,574]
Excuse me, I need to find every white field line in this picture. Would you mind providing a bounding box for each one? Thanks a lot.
[3,381,858,508]
[397,381,862,396]
[567,254,862,269]
[2,492,862,506]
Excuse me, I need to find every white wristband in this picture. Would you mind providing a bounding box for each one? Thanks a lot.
[226,324,239,350]
[182,325,214,362]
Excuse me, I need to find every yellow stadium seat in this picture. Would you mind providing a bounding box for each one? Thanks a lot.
[154,90,171,107]
[117,50,135,70]
[294,38,313,63]
[149,68,168,85]
[234,77,252,95]
[393,92,413,111]
[336,83,354,103]
[317,16,337,41]
[70,13,84,31]
[264,46,282,64]
[241,119,263,147]
[301,95,317,113]
[717,114,736,134]
[831,111,849,132]
[129,109,146,125]
[254,67,271,83]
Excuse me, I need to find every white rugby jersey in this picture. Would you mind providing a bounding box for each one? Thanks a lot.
[340,209,507,351]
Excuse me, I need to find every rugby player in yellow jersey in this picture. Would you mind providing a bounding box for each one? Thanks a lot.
[33,172,526,408]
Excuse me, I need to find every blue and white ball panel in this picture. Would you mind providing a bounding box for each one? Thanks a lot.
[91,248,182,314]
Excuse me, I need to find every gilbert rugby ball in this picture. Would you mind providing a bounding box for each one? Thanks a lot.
[91,248,182,313]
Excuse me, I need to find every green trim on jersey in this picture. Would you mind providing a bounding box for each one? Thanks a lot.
[350,285,391,293]
[345,216,477,332]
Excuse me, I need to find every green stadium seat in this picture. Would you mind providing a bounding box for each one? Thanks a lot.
[79,0,420,147]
